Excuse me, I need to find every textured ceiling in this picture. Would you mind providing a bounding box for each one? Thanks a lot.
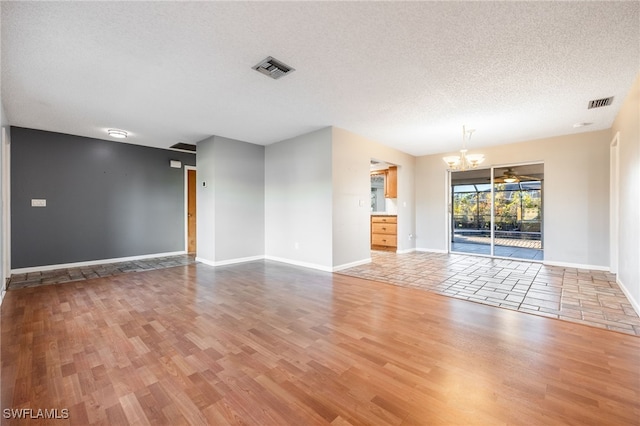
[1,1,638,156]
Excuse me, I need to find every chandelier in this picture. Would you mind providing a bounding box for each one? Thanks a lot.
[442,125,485,170]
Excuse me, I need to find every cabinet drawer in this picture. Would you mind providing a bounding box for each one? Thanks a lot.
[372,222,397,235]
[372,234,397,247]
[371,215,397,224]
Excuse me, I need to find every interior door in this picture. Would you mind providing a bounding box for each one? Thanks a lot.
[187,169,196,253]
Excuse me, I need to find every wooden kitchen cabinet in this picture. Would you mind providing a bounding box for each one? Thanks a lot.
[385,166,397,198]
[370,166,397,199]
[371,215,397,251]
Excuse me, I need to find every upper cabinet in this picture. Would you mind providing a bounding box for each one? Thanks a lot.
[371,166,397,200]
[385,166,397,198]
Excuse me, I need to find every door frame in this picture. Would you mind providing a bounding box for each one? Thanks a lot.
[184,165,196,253]
[610,132,620,274]
[1,127,10,294]
[448,161,544,261]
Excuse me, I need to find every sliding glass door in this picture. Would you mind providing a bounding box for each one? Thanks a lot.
[450,163,543,261]
[450,168,492,255]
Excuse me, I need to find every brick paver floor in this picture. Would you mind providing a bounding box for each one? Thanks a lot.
[338,251,640,336]
[9,254,197,289]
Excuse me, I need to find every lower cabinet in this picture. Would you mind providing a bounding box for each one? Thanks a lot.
[371,215,397,251]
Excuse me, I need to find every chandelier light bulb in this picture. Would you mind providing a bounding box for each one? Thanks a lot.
[442,125,484,171]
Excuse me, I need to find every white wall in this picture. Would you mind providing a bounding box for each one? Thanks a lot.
[611,73,640,313]
[195,136,216,264]
[416,129,611,269]
[262,125,417,271]
[415,155,449,254]
[332,127,416,269]
[265,127,334,270]
[213,136,264,263]
[196,135,265,266]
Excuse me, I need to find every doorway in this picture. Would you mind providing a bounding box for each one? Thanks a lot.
[186,167,196,254]
[450,163,543,261]
[370,159,398,252]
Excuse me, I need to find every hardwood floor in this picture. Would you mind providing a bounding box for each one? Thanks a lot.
[2,261,639,425]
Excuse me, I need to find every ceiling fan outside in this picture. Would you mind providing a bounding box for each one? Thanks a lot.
[494,168,542,183]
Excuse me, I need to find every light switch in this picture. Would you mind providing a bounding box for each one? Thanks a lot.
[31,199,46,207]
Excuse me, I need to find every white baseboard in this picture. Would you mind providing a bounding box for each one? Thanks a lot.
[617,276,640,317]
[197,254,369,273]
[195,255,264,267]
[195,257,216,267]
[542,260,609,271]
[11,251,187,274]
[415,247,448,254]
[396,248,416,254]
[332,258,371,272]
[264,255,334,273]
[1,289,5,305]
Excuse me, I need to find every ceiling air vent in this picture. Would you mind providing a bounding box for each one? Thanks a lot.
[587,96,614,109]
[252,56,295,80]
[170,142,196,152]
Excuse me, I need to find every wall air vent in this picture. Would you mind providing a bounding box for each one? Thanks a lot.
[252,56,295,80]
[587,96,614,109]
[170,142,196,152]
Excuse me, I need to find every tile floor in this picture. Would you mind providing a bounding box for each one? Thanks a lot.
[338,250,640,336]
[8,254,197,289]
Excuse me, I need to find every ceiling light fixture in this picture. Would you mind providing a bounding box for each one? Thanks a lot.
[443,126,485,171]
[107,129,128,139]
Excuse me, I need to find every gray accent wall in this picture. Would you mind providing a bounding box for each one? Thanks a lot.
[11,127,195,269]
[195,135,264,265]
